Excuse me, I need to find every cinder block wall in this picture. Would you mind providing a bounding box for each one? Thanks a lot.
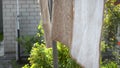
[19,0,40,36]
[0,0,3,33]
[2,0,40,53]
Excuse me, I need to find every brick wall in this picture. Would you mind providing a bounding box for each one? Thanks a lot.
[2,0,40,53]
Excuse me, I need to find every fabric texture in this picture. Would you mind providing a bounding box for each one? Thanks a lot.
[39,0,52,47]
[39,0,104,67]
[71,0,104,68]
[52,0,74,48]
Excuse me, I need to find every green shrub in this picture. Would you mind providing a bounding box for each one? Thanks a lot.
[18,23,45,54]
[28,43,53,68]
[101,61,117,68]
[57,42,80,68]
[22,42,81,68]
[22,23,81,68]
[18,36,35,54]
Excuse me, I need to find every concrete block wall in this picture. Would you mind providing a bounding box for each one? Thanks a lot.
[3,0,17,53]
[2,0,40,53]
[0,0,3,33]
[19,0,40,36]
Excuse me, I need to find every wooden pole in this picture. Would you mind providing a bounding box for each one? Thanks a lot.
[52,41,58,68]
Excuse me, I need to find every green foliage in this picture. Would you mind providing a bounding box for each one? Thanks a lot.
[22,64,30,68]
[18,23,45,54]
[103,0,120,46]
[101,61,117,68]
[0,32,3,41]
[28,43,53,68]
[22,23,81,68]
[10,60,23,68]
[101,41,116,64]
[101,0,120,65]
[101,41,108,52]
[22,42,81,68]
[57,43,80,68]
[18,36,35,54]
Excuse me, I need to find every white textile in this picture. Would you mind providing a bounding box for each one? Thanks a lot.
[71,0,104,68]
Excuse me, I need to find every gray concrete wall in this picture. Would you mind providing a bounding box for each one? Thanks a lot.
[19,0,40,36]
[0,0,3,33]
[2,0,40,53]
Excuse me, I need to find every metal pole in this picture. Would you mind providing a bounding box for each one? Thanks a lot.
[17,29,20,61]
[16,0,20,61]
[17,0,20,30]
[52,41,58,68]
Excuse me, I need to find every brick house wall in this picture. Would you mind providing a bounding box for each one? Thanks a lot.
[2,0,40,53]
